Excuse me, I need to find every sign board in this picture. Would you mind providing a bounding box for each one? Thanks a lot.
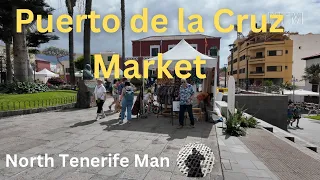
[227,76,235,118]
[173,101,180,111]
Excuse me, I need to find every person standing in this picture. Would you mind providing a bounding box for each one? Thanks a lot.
[291,104,301,128]
[94,78,107,120]
[117,78,127,119]
[119,82,134,124]
[287,103,294,127]
[109,79,119,111]
[177,79,195,129]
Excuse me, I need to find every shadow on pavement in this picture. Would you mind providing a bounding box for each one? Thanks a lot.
[98,114,214,141]
[70,120,97,128]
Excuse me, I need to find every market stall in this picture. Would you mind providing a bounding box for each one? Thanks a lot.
[35,68,59,83]
[146,39,218,122]
[283,89,319,103]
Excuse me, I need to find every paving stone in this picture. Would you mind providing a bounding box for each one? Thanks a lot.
[69,140,100,152]
[36,166,76,179]
[144,169,172,180]
[58,171,95,180]
[120,165,151,180]
[238,160,258,169]
[98,166,126,177]
[81,147,106,156]
[243,169,272,178]
[224,172,249,180]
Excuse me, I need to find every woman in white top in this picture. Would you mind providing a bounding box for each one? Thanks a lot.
[94,78,107,120]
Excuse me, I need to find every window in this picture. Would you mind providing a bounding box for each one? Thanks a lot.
[150,45,160,56]
[267,66,282,72]
[190,44,198,50]
[233,70,237,74]
[256,52,263,58]
[285,66,288,70]
[285,50,288,54]
[233,58,237,63]
[65,68,70,73]
[240,55,246,61]
[209,47,218,56]
[256,67,263,72]
[107,56,112,61]
[299,46,301,49]
[268,50,282,56]
[168,44,175,50]
[312,84,318,92]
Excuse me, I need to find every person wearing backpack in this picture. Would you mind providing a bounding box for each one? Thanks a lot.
[119,82,134,124]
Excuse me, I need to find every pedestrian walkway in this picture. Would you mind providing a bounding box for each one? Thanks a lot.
[289,116,320,147]
[216,122,320,180]
[0,97,223,180]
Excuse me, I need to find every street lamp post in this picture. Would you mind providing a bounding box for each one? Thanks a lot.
[224,64,227,88]
[246,55,250,91]
[292,76,298,103]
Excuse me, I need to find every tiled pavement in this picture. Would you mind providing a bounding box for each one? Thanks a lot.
[216,121,320,180]
[0,97,223,180]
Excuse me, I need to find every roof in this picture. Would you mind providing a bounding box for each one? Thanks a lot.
[35,54,70,64]
[302,53,320,60]
[133,34,221,42]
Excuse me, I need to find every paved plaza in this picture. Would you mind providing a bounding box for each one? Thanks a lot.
[289,116,320,148]
[0,98,223,180]
[2,97,320,180]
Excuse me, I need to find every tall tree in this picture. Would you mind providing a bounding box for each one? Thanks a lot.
[121,0,125,69]
[302,64,320,108]
[10,0,54,82]
[66,0,76,86]
[0,1,13,83]
[83,0,92,70]
[42,46,69,81]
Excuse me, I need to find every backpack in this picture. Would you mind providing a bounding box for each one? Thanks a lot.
[124,87,134,101]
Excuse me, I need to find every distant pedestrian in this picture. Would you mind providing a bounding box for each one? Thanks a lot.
[287,103,294,126]
[109,79,119,111]
[177,78,195,129]
[118,78,127,119]
[119,82,134,124]
[291,104,301,128]
[94,78,107,120]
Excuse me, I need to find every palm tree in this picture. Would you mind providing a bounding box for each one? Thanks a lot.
[121,0,125,69]
[302,64,320,108]
[66,0,76,86]
[83,0,92,68]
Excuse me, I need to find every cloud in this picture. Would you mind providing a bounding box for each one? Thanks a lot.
[41,0,319,67]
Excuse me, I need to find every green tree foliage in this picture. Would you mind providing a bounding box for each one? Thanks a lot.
[74,55,95,70]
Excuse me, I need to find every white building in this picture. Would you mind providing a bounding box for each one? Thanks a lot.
[100,51,117,67]
[301,54,320,92]
[289,34,320,89]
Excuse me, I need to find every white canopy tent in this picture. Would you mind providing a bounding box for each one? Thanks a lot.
[147,39,217,70]
[284,89,319,103]
[35,68,59,83]
[146,39,219,110]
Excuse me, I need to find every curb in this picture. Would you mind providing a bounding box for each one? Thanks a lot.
[0,103,76,119]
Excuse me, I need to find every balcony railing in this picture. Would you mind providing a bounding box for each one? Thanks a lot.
[250,71,265,74]
[250,56,265,59]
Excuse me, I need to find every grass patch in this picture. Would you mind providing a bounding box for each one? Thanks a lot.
[306,115,320,120]
[0,90,77,111]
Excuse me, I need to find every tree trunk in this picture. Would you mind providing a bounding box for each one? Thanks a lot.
[83,0,92,69]
[121,0,125,70]
[67,1,75,85]
[12,5,29,82]
[5,42,13,83]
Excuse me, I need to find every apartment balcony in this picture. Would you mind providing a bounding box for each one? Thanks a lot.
[249,56,265,65]
[250,71,265,77]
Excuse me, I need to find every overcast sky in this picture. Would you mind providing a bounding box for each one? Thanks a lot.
[42,0,320,67]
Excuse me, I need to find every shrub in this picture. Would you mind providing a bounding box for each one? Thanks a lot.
[0,82,50,94]
[47,77,65,86]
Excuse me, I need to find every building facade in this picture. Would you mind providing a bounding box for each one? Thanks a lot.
[228,30,293,86]
[35,59,50,72]
[289,34,320,89]
[131,34,221,67]
[301,54,320,92]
